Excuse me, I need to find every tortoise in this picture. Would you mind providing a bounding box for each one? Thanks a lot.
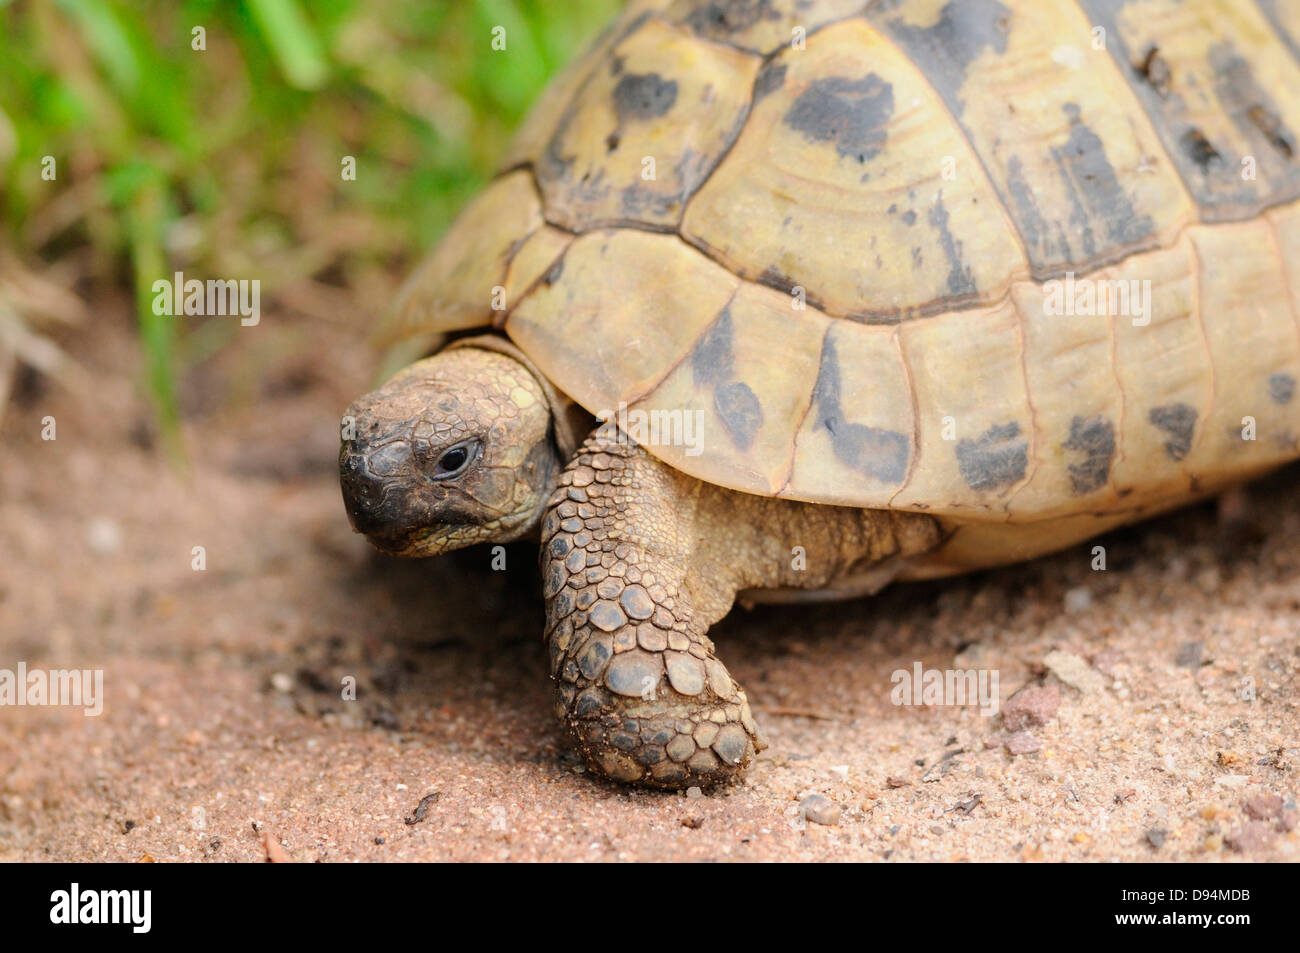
[340,0,1300,789]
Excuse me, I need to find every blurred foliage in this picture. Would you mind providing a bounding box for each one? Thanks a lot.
[0,0,621,440]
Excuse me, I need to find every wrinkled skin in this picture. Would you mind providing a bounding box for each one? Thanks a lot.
[341,342,941,788]
[340,347,561,556]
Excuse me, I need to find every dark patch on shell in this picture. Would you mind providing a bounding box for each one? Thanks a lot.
[927,192,976,297]
[783,74,895,164]
[540,119,578,184]
[613,72,679,123]
[1058,104,1154,248]
[1209,42,1298,162]
[1005,154,1053,260]
[753,264,829,313]
[1269,372,1296,405]
[754,61,788,101]
[1148,402,1197,461]
[883,0,1011,115]
[955,421,1028,491]
[542,257,565,286]
[715,381,762,451]
[812,334,909,483]
[1180,128,1223,174]
[1135,45,1171,97]
[689,307,765,452]
[692,306,737,389]
[757,265,792,291]
[1062,414,1116,495]
[1247,105,1296,159]
[682,0,778,39]
[620,183,682,219]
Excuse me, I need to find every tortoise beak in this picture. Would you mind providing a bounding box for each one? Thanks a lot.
[339,435,422,551]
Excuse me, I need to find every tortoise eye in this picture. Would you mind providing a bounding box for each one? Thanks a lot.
[430,440,477,479]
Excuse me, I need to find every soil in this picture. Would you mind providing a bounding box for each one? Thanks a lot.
[1,296,1297,862]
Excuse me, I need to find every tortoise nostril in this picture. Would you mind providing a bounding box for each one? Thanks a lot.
[340,451,366,479]
[340,460,391,535]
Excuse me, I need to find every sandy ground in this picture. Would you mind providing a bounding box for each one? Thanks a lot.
[1,297,1297,863]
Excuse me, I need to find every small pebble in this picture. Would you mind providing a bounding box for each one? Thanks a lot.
[1145,828,1167,849]
[87,517,123,556]
[1225,822,1274,853]
[1002,684,1060,732]
[1063,586,1093,614]
[685,786,703,799]
[1005,731,1041,755]
[1043,650,1104,694]
[270,673,294,693]
[799,794,842,826]
[1175,641,1204,669]
[1243,794,1283,821]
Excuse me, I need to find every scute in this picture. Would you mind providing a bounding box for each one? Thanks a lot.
[507,229,739,412]
[384,170,542,343]
[786,321,915,503]
[869,0,1195,278]
[1078,0,1300,221]
[891,298,1034,514]
[501,0,675,171]
[682,17,1027,320]
[535,16,759,230]
[1187,217,1300,468]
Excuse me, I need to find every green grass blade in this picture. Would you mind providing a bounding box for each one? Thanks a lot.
[243,0,329,90]
[126,179,183,461]
[55,0,141,97]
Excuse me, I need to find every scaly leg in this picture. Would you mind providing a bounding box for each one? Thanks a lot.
[540,428,941,788]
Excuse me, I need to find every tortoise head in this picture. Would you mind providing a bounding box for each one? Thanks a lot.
[339,345,562,556]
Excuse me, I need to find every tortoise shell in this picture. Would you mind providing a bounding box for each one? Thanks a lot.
[385,0,1300,574]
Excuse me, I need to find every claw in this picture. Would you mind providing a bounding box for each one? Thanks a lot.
[564,677,765,789]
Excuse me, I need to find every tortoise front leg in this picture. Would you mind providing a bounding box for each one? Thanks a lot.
[540,431,766,788]
[539,428,941,788]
